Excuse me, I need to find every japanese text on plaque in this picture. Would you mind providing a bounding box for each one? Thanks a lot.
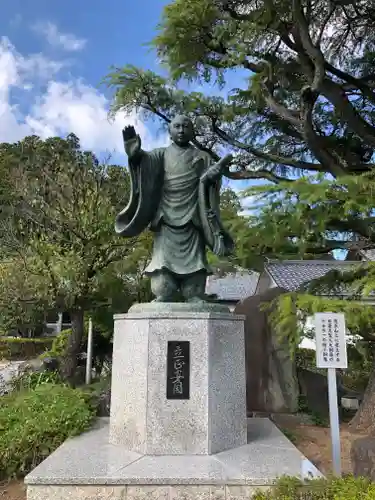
[314,312,347,369]
[171,344,185,396]
[166,340,190,399]
[320,317,341,364]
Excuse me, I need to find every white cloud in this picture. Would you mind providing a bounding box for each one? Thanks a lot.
[25,79,168,154]
[32,21,87,52]
[0,36,168,156]
[0,37,66,143]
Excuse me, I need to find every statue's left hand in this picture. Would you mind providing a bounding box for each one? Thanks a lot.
[219,154,234,168]
[201,154,233,183]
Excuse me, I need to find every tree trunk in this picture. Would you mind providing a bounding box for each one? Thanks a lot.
[349,360,375,433]
[60,308,84,385]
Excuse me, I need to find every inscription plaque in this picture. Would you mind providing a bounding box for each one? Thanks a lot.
[166,341,190,399]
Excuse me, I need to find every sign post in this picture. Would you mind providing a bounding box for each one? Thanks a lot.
[85,317,93,385]
[314,312,347,477]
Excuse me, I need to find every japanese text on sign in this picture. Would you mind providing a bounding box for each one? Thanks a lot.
[314,313,348,369]
[166,341,190,399]
[171,344,185,396]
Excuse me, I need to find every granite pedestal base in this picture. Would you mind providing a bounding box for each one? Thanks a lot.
[109,307,247,455]
[25,418,323,499]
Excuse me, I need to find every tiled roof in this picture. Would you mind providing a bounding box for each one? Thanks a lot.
[264,260,358,292]
[360,249,375,261]
[205,272,260,301]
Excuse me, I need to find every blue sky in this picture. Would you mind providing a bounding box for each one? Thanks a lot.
[3,0,170,83]
[0,0,252,167]
[0,0,179,164]
[0,0,255,195]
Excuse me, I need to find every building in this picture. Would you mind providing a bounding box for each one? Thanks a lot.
[345,248,375,261]
[45,312,72,335]
[205,271,260,311]
[206,259,371,307]
[207,259,371,350]
[256,259,361,295]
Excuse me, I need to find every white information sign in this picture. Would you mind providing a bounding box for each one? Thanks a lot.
[314,312,348,369]
[314,312,348,477]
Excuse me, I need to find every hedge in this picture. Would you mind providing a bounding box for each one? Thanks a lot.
[0,336,55,360]
[253,475,375,499]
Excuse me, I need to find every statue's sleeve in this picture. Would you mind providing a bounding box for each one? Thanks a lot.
[198,154,234,257]
[115,149,164,237]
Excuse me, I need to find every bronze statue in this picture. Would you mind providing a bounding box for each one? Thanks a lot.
[115,115,234,303]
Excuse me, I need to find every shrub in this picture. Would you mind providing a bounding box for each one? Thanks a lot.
[296,347,316,370]
[253,475,375,499]
[296,348,325,375]
[0,337,54,360]
[341,344,373,392]
[81,375,111,416]
[10,368,63,393]
[0,384,95,479]
[279,428,298,444]
[40,328,72,359]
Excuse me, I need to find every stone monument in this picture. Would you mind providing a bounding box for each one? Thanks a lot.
[25,116,320,499]
[110,115,247,455]
[234,287,299,414]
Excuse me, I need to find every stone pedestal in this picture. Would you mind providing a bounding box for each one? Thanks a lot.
[24,303,323,499]
[109,304,247,455]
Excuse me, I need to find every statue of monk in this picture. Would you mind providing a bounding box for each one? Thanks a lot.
[115,114,234,303]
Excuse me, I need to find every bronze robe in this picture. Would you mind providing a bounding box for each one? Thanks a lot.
[115,143,234,277]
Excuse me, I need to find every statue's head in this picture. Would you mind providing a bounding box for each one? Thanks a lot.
[169,115,194,147]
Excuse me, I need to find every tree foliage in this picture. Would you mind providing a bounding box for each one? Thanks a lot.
[0,134,151,379]
[107,0,375,177]
[207,188,262,271]
[0,258,49,337]
[0,130,249,378]
[271,293,375,354]
[102,0,375,271]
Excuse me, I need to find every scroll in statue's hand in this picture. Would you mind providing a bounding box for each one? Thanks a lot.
[200,154,233,184]
[122,125,142,159]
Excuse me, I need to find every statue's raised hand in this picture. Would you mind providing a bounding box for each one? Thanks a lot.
[122,125,141,159]
[122,125,136,141]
